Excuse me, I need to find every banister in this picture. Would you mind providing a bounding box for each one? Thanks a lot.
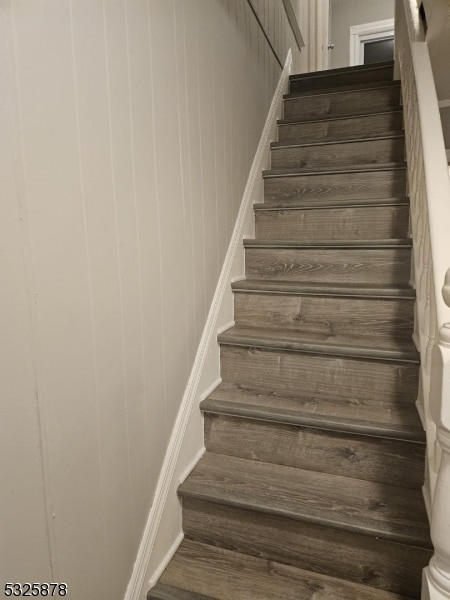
[396,1,450,598]
[442,269,450,308]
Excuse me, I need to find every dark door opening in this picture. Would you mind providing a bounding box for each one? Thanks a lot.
[363,37,394,64]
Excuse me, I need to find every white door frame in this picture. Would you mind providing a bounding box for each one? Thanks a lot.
[349,18,394,66]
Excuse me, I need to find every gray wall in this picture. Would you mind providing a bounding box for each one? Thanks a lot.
[329,0,395,68]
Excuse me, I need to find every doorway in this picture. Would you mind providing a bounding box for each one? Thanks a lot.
[349,18,394,66]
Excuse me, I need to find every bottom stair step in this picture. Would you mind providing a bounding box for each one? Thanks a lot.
[149,539,414,600]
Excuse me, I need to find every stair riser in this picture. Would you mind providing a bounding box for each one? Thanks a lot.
[271,137,405,171]
[255,205,410,241]
[278,112,403,145]
[182,498,430,598]
[220,345,418,405]
[284,87,401,121]
[233,292,414,340]
[264,170,407,203]
[289,66,394,94]
[245,247,411,286]
[204,414,425,488]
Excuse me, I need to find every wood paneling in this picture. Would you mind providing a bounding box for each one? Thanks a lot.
[0,0,299,596]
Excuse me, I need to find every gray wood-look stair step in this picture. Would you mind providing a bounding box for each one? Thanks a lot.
[148,583,213,600]
[233,288,414,340]
[245,244,411,286]
[232,279,415,298]
[286,80,398,100]
[153,539,415,600]
[148,64,429,600]
[203,412,424,488]
[284,85,401,121]
[278,117,404,146]
[255,196,409,210]
[289,61,394,94]
[254,204,409,240]
[218,325,419,363]
[270,135,405,170]
[244,238,411,248]
[202,382,425,443]
[182,498,430,598]
[264,167,406,203]
[221,344,418,406]
[179,453,431,549]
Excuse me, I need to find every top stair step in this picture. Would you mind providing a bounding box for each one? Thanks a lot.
[289,61,394,94]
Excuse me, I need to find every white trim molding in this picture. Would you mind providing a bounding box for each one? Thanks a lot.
[123,49,293,600]
[308,0,330,72]
[349,18,395,66]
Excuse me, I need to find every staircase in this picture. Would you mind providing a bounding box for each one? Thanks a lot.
[148,61,433,600]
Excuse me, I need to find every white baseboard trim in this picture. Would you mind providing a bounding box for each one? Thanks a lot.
[147,531,184,590]
[124,48,293,600]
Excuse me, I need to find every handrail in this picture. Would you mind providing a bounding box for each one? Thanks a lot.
[247,0,283,69]
[395,1,450,598]
[282,0,306,51]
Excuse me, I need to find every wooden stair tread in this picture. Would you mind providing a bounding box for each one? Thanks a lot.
[152,539,414,600]
[263,163,405,178]
[271,132,404,151]
[278,109,403,127]
[286,80,398,99]
[218,325,419,363]
[284,81,399,100]
[244,238,411,249]
[202,382,424,442]
[289,60,394,82]
[254,197,409,211]
[179,453,431,548]
[231,280,415,299]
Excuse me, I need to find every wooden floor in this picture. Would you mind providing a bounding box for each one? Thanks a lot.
[148,61,432,600]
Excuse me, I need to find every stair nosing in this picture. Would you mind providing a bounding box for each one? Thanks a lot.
[218,331,419,364]
[201,397,425,444]
[270,132,405,151]
[262,164,406,178]
[231,280,415,299]
[254,199,410,211]
[178,453,431,549]
[288,60,394,82]
[278,108,403,127]
[243,238,412,249]
[284,81,400,101]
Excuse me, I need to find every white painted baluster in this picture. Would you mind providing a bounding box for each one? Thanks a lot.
[423,274,450,599]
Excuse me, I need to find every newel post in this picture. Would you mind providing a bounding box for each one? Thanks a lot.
[422,270,450,599]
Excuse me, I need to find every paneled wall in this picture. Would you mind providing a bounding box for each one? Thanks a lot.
[0,1,302,598]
